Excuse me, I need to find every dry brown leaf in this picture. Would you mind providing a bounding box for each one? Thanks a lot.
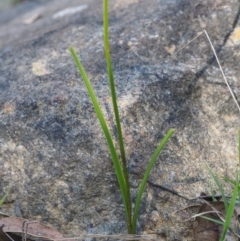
[0,225,12,241]
[193,201,239,241]
[0,225,22,241]
[54,234,157,241]
[0,217,156,241]
[0,217,76,241]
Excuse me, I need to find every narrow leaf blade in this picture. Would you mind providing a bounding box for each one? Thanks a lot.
[220,175,238,241]
[69,47,129,218]
[206,164,228,211]
[198,215,224,226]
[132,128,174,233]
[0,187,11,206]
[103,0,132,233]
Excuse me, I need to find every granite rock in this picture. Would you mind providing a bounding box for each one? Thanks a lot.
[0,0,240,240]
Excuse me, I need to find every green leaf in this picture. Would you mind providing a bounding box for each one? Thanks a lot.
[209,180,218,202]
[132,128,174,233]
[220,175,238,241]
[103,0,132,233]
[198,215,224,226]
[206,164,228,211]
[238,129,240,166]
[0,187,11,206]
[223,176,239,188]
[69,47,129,222]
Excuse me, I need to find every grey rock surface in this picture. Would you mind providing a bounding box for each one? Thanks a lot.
[1,0,240,240]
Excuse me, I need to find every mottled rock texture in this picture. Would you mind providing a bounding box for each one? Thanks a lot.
[1,0,240,240]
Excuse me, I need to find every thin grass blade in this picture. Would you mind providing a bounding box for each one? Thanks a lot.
[69,47,129,220]
[206,164,228,211]
[209,181,218,202]
[238,130,240,201]
[238,179,240,206]
[223,176,237,187]
[219,176,238,241]
[198,215,224,226]
[0,187,11,206]
[238,128,240,164]
[103,0,132,233]
[132,128,174,233]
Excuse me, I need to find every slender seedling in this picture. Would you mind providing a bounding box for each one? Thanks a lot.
[103,0,132,233]
[0,187,11,207]
[70,0,173,234]
[70,1,240,237]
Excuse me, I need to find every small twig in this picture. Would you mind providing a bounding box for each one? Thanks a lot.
[169,29,240,113]
[54,234,157,241]
[22,219,38,241]
[4,232,15,241]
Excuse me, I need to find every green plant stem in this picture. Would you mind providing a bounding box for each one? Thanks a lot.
[206,164,228,211]
[238,129,240,165]
[103,0,132,233]
[132,128,174,233]
[0,187,11,206]
[219,174,238,241]
[71,0,174,234]
[70,47,129,226]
